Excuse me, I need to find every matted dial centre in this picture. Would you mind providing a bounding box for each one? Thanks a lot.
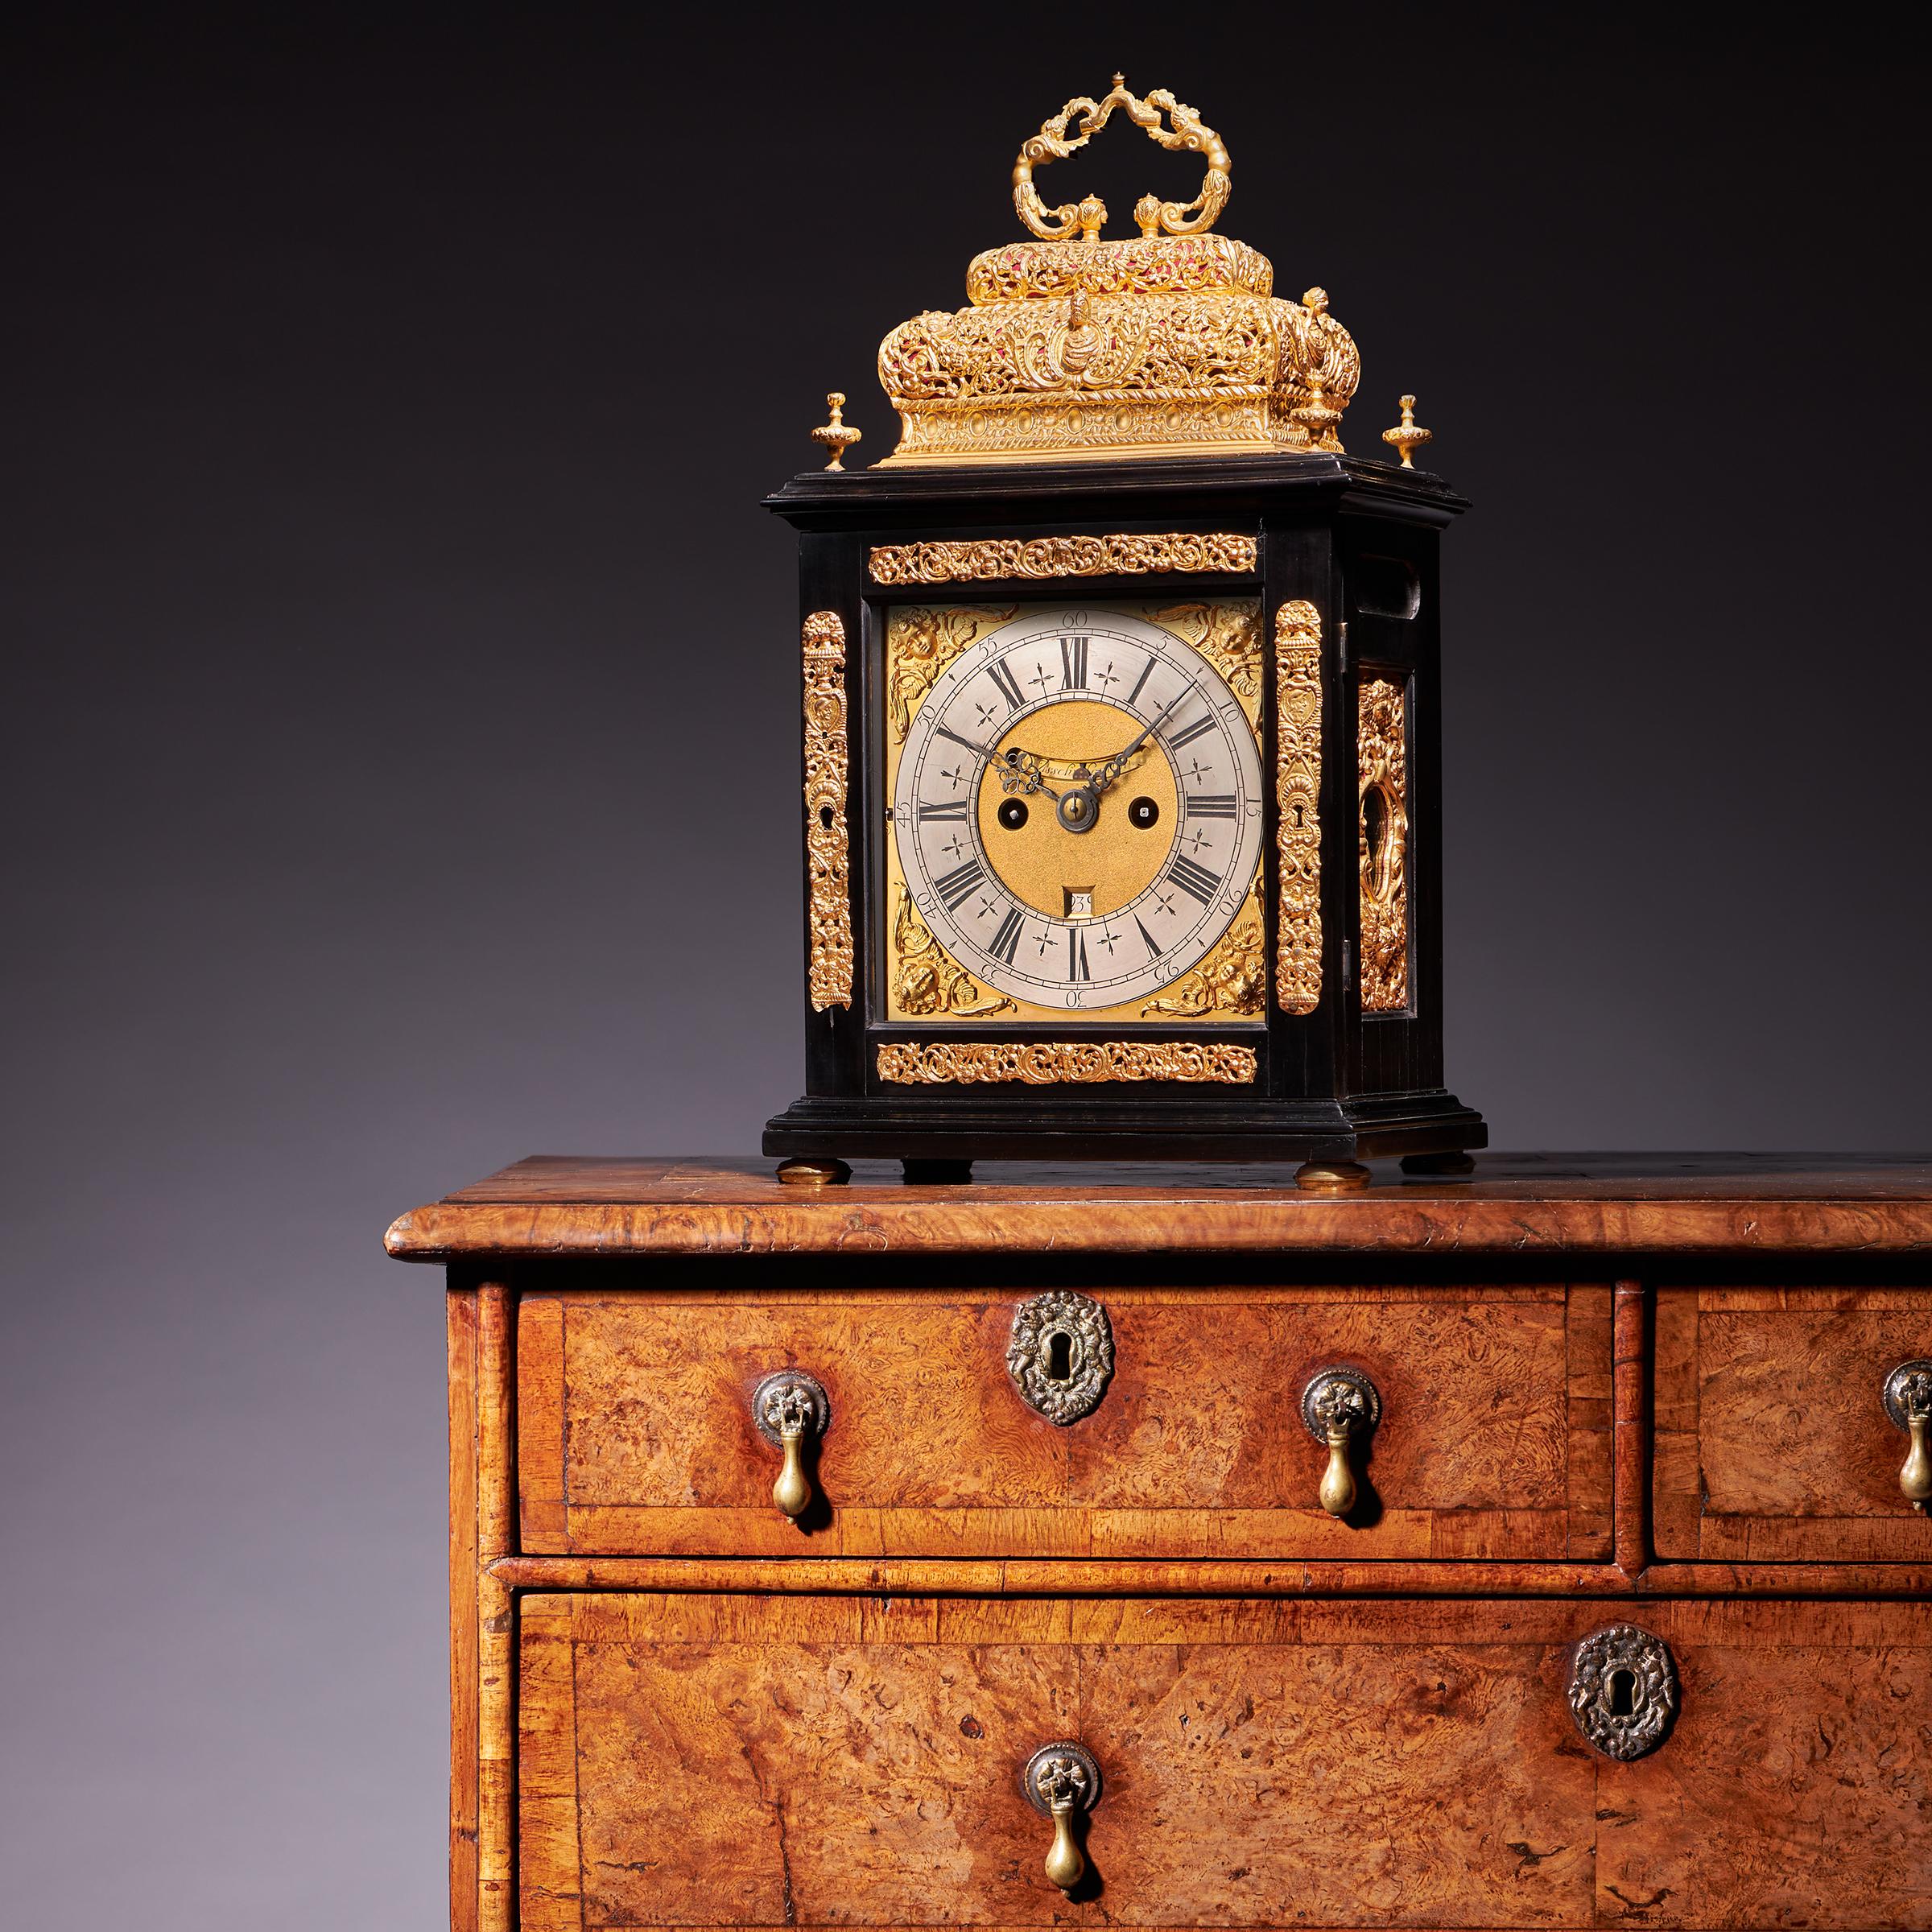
[979,698,1178,919]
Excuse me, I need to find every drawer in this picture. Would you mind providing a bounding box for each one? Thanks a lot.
[518,1592,1932,1929]
[516,1284,1612,1561]
[1654,1287,1932,1561]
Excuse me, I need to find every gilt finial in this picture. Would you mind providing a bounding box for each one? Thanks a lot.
[1381,394,1432,469]
[811,392,863,472]
[1290,371,1343,452]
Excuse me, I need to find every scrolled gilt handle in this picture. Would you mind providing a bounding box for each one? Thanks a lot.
[1021,1741,1100,1896]
[1884,1360,1932,1513]
[1010,76,1231,242]
[1300,1367,1381,1518]
[750,1370,831,1520]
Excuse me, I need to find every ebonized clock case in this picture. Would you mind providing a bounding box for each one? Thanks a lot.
[762,449,1486,1171]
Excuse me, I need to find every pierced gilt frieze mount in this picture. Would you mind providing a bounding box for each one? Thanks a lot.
[801,612,852,1010]
[1357,675,1410,1013]
[877,1040,1257,1084]
[869,532,1256,587]
[1142,875,1264,1018]
[1274,601,1323,1014]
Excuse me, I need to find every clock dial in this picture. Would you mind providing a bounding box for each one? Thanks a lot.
[891,607,1265,1012]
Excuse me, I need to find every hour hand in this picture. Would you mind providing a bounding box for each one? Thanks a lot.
[997,747,1061,798]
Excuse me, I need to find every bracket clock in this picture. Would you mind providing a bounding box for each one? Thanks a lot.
[762,79,1485,1189]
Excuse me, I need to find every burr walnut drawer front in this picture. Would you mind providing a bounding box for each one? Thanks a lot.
[518,1592,1932,1930]
[515,1285,1612,1561]
[1653,1287,1932,1562]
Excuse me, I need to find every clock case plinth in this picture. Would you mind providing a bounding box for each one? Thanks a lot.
[763,451,1485,1170]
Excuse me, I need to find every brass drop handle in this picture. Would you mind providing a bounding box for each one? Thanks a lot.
[1300,1367,1381,1518]
[1021,1742,1100,1897]
[1884,1361,1932,1513]
[751,1370,830,1520]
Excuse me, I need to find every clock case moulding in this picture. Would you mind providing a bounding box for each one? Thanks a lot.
[762,449,1487,1170]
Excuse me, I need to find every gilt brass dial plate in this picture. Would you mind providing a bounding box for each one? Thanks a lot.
[886,602,1265,1020]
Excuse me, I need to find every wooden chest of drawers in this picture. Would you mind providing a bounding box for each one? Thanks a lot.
[386,1155,1932,1930]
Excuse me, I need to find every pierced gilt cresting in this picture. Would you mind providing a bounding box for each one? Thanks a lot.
[877,79,1360,464]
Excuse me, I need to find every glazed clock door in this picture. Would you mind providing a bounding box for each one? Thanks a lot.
[885,601,1265,1024]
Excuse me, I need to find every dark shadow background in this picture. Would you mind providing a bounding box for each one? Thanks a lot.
[3,5,1926,1921]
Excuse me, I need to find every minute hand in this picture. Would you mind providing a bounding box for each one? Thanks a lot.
[1092,690,1189,793]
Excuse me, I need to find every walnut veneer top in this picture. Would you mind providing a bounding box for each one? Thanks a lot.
[386,1153,1932,1260]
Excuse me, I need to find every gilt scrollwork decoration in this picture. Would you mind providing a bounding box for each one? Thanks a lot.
[801,613,852,1010]
[1156,599,1262,710]
[885,607,990,745]
[1013,76,1232,241]
[890,886,1015,1019]
[877,1039,1257,1084]
[869,533,1256,588]
[1357,675,1410,1013]
[1274,601,1323,1015]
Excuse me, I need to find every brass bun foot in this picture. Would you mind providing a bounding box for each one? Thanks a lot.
[775,1158,852,1187]
[903,1158,974,1185]
[1294,1160,1373,1194]
[1401,1150,1477,1176]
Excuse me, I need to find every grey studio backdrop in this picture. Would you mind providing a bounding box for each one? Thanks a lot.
[3,8,1926,1924]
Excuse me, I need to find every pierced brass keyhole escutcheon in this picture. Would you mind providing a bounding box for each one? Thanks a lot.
[1300,1366,1381,1517]
[1883,1360,1932,1513]
[1008,1290,1114,1423]
[751,1370,830,1520]
[1021,1740,1100,1896]
[1568,1624,1678,1759]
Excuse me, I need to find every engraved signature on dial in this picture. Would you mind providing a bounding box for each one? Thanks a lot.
[890,607,1264,1011]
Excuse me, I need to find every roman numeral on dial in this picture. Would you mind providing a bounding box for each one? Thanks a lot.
[1185,793,1238,819]
[1167,853,1222,904]
[1166,706,1218,750]
[989,906,1025,964]
[919,798,971,821]
[932,857,986,913]
[1068,927,1090,982]
[1135,914,1163,958]
[1059,634,1088,689]
[985,659,1026,711]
